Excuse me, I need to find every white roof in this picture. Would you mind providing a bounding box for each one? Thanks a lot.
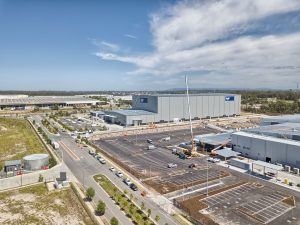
[233,131,300,147]
[252,160,283,171]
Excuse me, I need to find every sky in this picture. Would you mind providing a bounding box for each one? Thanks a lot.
[0,0,300,91]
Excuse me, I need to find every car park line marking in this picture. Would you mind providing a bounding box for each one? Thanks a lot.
[169,182,223,200]
[59,141,80,161]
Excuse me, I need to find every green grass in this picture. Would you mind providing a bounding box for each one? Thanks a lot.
[0,183,95,225]
[0,118,47,170]
[94,175,152,225]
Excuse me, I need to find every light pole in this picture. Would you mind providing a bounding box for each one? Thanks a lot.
[206,150,209,197]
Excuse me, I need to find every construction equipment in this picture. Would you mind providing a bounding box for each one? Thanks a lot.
[149,123,157,128]
[185,75,197,156]
[210,140,230,155]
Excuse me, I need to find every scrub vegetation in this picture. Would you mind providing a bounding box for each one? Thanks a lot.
[0,118,47,171]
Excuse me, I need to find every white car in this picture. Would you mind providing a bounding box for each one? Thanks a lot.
[207,157,220,163]
[116,171,123,178]
[123,178,132,186]
[168,163,177,168]
[109,167,116,172]
[213,158,220,163]
[99,158,106,164]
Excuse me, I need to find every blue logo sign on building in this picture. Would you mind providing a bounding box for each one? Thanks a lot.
[225,96,235,101]
[140,98,148,103]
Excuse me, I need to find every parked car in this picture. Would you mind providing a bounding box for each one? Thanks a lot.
[89,149,96,155]
[109,167,116,172]
[189,163,196,168]
[148,145,156,150]
[116,171,123,178]
[213,158,220,163]
[123,178,132,186]
[99,158,106,164]
[207,157,220,163]
[168,163,177,168]
[130,183,138,191]
[147,139,153,144]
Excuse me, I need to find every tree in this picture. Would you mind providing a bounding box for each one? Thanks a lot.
[135,213,141,222]
[124,189,128,196]
[130,193,133,202]
[85,187,95,201]
[129,204,135,216]
[165,223,169,225]
[141,202,145,211]
[110,217,118,225]
[147,208,151,218]
[155,215,160,222]
[96,200,106,216]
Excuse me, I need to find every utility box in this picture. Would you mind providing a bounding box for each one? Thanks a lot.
[294,168,299,175]
[285,165,291,173]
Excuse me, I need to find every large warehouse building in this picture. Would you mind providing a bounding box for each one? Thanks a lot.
[104,93,241,126]
[232,121,300,167]
[0,96,99,110]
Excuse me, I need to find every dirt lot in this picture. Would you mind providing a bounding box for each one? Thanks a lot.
[210,116,262,130]
[0,183,94,225]
[0,117,47,170]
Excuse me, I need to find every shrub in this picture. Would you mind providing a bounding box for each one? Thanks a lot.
[110,216,118,225]
[96,200,106,216]
[85,187,95,201]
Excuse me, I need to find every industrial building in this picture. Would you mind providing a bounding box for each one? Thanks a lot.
[104,93,241,126]
[0,95,99,110]
[261,114,300,125]
[232,131,300,168]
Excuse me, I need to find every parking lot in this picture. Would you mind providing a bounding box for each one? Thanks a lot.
[237,192,295,224]
[93,126,227,193]
[176,173,300,225]
[60,117,105,132]
[202,182,259,208]
[92,125,300,225]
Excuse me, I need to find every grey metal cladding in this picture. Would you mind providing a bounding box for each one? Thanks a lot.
[132,95,158,113]
[109,94,240,125]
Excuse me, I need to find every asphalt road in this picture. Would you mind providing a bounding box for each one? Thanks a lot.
[32,115,179,225]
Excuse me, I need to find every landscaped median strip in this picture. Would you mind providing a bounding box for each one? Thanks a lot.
[94,174,157,225]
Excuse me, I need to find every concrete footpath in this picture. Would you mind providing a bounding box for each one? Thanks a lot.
[0,163,76,191]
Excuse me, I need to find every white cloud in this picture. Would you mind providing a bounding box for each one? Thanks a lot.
[99,41,120,52]
[124,34,137,39]
[89,38,120,52]
[96,0,300,88]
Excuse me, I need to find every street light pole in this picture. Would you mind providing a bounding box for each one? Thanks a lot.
[206,148,209,197]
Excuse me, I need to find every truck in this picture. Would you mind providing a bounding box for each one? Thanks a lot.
[51,141,59,150]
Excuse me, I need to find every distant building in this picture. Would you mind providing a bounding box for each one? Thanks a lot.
[0,96,99,110]
[90,111,105,118]
[104,93,241,126]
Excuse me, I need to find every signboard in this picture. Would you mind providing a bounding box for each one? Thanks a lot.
[225,96,235,101]
[140,97,148,103]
